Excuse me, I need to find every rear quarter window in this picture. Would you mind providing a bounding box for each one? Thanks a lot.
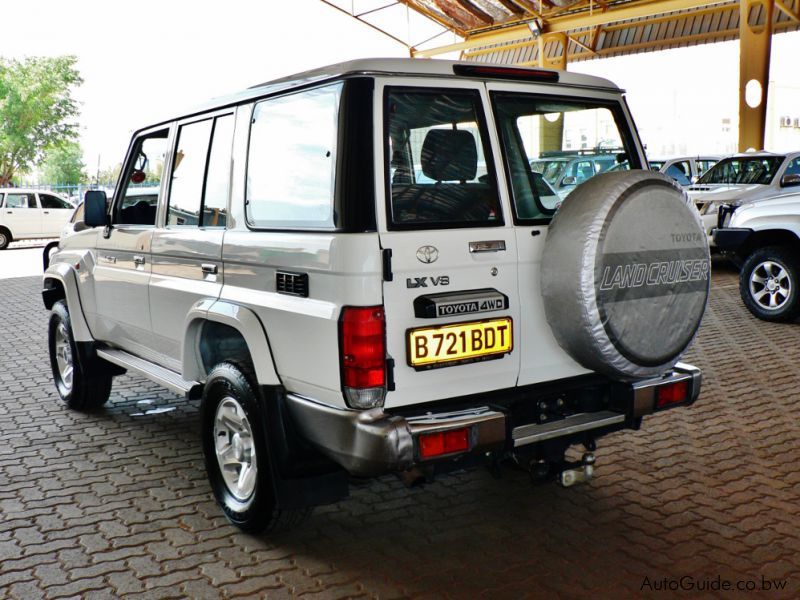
[246,83,342,230]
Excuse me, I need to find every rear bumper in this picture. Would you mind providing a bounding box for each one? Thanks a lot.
[285,363,701,477]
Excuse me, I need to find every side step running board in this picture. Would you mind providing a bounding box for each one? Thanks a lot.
[97,348,202,399]
[512,411,625,447]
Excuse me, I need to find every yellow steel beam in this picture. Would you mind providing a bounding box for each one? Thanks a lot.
[538,32,568,152]
[413,0,729,57]
[774,0,800,21]
[739,0,774,151]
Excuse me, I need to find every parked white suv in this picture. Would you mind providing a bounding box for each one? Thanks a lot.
[0,188,74,249]
[714,191,800,321]
[43,59,708,533]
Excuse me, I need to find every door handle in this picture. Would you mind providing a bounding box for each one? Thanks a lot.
[43,211,50,214]
[201,263,218,275]
[102,255,116,264]
[6,211,12,214]
[133,255,146,266]
[469,240,507,253]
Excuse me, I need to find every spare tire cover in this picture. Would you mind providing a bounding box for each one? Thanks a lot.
[540,171,710,379]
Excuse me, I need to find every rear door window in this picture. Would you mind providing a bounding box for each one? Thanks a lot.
[386,88,502,229]
[492,93,636,223]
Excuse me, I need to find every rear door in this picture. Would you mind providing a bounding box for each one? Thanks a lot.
[487,82,647,385]
[3,192,42,238]
[377,80,520,407]
[149,112,234,367]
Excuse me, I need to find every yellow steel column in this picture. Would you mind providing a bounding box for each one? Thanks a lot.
[739,0,774,151]
[538,32,568,153]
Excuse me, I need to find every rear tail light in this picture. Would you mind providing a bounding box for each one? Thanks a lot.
[656,380,690,409]
[340,306,386,409]
[418,427,471,460]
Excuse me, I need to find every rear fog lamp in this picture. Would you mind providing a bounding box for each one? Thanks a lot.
[656,380,690,409]
[418,427,470,460]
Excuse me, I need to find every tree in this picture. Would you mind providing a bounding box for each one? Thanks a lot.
[0,56,82,186]
[41,141,87,184]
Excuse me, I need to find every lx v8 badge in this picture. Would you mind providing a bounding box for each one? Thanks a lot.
[407,276,450,288]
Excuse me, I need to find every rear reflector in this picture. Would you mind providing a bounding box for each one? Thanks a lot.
[656,380,690,409]
[340,306,386,409]
[418,427,470,460]
[453,64,559,83]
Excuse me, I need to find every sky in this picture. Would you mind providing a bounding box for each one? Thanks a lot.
[1,0,799,177]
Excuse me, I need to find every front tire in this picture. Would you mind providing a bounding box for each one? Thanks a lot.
[201,362,310,533]
[48,300,113,410]
[0,228,11,250]
[739,246,800,322]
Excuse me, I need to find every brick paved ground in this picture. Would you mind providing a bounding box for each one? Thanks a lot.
[1,265,799,599]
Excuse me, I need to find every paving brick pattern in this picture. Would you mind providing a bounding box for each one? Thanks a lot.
[1,265,799,598]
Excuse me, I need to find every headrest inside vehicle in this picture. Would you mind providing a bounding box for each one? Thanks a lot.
[421,129,477,182]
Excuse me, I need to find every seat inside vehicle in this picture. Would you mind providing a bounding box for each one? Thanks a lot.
[391,129,496,224]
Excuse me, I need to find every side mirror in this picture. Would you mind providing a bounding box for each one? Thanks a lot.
[562,176,576,186]
[84,190,109,227]
[780,174,800,187]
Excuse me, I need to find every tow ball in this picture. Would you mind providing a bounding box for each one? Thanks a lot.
[559,453,596,487]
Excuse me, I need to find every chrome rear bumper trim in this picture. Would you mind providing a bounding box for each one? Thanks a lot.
[512,411,625,447]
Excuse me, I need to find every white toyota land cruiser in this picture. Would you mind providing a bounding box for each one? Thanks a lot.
[43,59,709,533]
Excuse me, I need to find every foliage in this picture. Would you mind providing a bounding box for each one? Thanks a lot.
[96,163,122,185]
[41,141,87,185]
[0,56,82,185]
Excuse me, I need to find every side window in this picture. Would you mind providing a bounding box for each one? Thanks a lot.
[5,193,36,209]
[167,114,234,228]
[116,129,169,226]
[40,194,72,209]
[493,93,636,222]
[247,84,342,229]
[665,162,691,186]
[697,160,716,176]
[168,119,212,227]
[785,157,800,176]
[386,88,502,228]
[203,115,234,227]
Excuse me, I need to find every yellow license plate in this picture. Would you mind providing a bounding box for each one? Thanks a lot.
[407,317,513,369]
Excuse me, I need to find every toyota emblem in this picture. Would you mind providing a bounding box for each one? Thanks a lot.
[416,245,439,264]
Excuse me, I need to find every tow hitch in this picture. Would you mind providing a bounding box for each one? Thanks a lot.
[559,452,595,487]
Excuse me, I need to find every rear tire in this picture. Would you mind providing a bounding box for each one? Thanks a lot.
[739,246,800,322]
[201,362,311,533]
[0,228,11,250]
[48,300,113,410]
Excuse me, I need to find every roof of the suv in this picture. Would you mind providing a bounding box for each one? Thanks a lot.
[141,58,622,134]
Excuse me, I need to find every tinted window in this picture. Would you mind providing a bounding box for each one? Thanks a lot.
[116,130,169,226]
[5,193,36,209]
[493,93,634,223]
[203,115,234,228]
[247,84,342,229]
[71,202,85,224]
[40,194,72,209]
[699,157,783,185]
[168,119,212,227]
[387,89,501,228]
[784,158,800,176]
[665,162,691,186]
